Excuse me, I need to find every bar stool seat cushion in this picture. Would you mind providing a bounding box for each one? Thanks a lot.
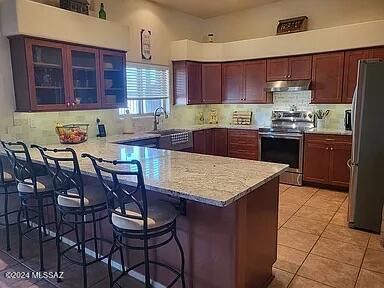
[3,171,13,182]
[17,176,54,193]
[57,185,106,208]
[112,200,177,231]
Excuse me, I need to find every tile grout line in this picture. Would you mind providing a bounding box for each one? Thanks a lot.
[283,187,347,288]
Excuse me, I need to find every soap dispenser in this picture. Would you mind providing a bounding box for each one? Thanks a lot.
[123,109,134,134]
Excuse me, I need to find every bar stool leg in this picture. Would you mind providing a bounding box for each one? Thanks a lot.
[4,186,11,251]
[56,215,62,283]
[81,219,88,288]
[108,238,116,288]
[75,214,81,252]
[41,199,48,236]
[174,230,186,288]
[119,236,125,274]
[143,238,151,288]
[37,198,45,271]
[17,204,23,259]
[92,209,99,260]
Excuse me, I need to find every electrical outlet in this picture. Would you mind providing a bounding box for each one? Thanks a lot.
[30,118,38,128]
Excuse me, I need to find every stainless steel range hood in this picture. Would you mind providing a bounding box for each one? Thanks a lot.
[264,80,311,92]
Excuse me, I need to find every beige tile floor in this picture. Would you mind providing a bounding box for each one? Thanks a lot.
[1,185,383,287]
[269,184,384,288]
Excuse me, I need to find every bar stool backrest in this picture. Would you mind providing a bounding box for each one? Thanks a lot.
[82,153,148,231]
[32,145,86,208]
[1,141,37,194]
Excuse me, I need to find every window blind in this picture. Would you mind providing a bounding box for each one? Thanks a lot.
[126,63,169,101]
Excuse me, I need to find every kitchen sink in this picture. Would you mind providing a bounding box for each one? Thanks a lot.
[147,129,190,136]
[146,129,193,151]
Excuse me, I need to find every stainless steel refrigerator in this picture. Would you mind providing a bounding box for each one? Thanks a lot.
[348,59,384,233]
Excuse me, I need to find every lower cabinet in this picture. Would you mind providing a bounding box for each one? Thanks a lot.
[228,129,258,160]
[303,134,352,188]
[193,128,228,156]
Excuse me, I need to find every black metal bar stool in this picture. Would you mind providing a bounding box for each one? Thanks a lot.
[33,146,111,288]
[1,141,57,271]
[0,157,18,251]
[83,154,185,288]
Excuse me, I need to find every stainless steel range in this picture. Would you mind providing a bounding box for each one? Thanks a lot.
[259,110,314,186]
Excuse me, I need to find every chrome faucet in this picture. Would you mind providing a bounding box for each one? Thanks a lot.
[153,106,168,131]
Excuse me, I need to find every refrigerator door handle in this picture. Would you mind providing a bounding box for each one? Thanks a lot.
[347,159,352,169]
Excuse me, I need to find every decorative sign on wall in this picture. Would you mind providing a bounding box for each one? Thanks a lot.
[141,29,152,60]
[276,16,308,35]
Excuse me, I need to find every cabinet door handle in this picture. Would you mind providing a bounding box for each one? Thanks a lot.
[330,147,334,151]
[66,103,70,107]
[72,102,75,106]
[326,147,329,150]
[288,74,291,78]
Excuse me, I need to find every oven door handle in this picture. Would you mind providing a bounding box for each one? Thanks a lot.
[258,132,303,139]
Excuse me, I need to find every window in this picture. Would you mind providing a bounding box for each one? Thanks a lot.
[121,63,170,116]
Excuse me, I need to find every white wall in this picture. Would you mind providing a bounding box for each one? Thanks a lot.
[0,3,15,136]
[92,0,204,65]
[203,0,384,42]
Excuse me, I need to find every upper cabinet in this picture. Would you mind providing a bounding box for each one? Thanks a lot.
[266,55,312,81]
[342,49,370,104]
[342,47,384,104]
[202,63,222,104]
[311,52,344,104]
[100,50,127,109]
[9,36,126,112]
[173,46,384,106]
[243,60,271,104]
[222,62,244,104]
[222,60,270,104]
[67,45,101,110]
[173,61,202,105]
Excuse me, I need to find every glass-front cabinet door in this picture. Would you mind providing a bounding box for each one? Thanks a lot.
[26,39,69,111]
[100,50,127,108]
[67,46,101,109]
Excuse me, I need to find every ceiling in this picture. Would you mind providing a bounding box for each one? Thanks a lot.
[150,0,280,19]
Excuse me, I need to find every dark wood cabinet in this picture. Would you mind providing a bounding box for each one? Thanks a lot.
[173,61,202,105]
[222,62,244,103]
[193,130,207,154]
[289,55,312,80]
[205,129,215,155]
[266,57,289,81]
[342,49,370,104]
[202,63,222,104]
[222,60,269,104]
[23,38,69,111]
[371,46,384,59]
[9,36,126,112]
[214,128,228,156]
[193,128,228,156]
[311,52,344,104]
[67,45,101,110]
[244,60,271,104]
[228,129,258,160]
[267,55,312,81]
[100,49,127,109]
[303,134,352,188]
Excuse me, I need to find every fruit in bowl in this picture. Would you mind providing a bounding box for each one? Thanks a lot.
[56,124,89,144]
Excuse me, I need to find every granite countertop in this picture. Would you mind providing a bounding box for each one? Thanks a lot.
[305,128,352,136]
[164,123,352,135]
[24,139,288,207]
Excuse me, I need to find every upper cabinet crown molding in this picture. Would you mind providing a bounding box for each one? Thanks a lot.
[1,0,130,52]
[171,20,384,62]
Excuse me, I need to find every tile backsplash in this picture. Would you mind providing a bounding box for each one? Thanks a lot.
[1,91,351,145]
[167,91,351,129]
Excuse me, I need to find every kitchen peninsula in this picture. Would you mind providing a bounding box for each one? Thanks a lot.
[24,136,288,288]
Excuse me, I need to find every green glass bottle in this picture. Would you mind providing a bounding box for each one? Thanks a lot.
[99,3,106,20]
